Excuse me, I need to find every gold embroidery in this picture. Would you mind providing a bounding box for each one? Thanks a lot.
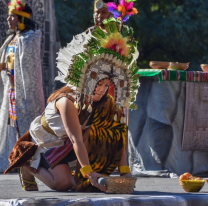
[6,48,15,72]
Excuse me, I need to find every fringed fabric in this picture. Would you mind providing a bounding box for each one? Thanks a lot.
[8,88,17,127]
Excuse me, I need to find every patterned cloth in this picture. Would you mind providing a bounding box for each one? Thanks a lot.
[137,69,208,82]
[36,94,127,192]
[44,139,73,168]
[0,30,45,172]
[182,82,208,151]
[6,36,17,127]
[6,36,16,78]
[8,88,17,127]
[77,95,127,192]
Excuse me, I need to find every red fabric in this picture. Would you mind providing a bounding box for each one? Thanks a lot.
[108,82,114,98]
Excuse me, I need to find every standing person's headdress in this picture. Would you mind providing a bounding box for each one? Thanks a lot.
[56,0,140,118]
[107,0,138,22]
[94,0,109,11]
[8,0,31,31]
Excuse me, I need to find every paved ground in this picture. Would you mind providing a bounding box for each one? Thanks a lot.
[0,174,208,205]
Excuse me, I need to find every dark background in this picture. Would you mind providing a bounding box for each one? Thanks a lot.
[54,0,208,71]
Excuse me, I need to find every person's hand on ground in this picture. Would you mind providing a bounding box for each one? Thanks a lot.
[87,172,107,192]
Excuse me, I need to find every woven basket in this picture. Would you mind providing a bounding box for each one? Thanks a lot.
[105,176,137,194]
[179,180,205,192]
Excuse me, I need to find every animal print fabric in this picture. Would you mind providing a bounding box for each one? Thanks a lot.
[76,95,127,192]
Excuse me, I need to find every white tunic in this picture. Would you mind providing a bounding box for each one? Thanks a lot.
[30,101,67,148]
[0,30,45,172]
[29,94,76,170]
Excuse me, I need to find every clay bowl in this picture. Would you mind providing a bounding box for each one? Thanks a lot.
[169,62,190,71]
[179,180,205,192]
[149,61,170,69]
[200,64,208,72]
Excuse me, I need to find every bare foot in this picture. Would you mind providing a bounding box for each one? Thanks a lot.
[19,165,38,191]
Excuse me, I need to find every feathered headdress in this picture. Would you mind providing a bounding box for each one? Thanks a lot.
[8,0,31,31]
[56,17,139,114]
[107,0,138,22]
[94,0,108,11]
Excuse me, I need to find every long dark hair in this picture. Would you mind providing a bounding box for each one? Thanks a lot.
[17,4,39,33]
[47,84,109,107]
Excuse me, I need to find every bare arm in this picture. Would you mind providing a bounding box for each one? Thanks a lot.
[118,127,129,167]
[56,97,106,191]
[56,97,90,167]
[118,148,128,167]
[118,137,132,177]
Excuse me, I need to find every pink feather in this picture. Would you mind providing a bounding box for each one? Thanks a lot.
[120,0,126,7]
[126,2,134,10]
[107,2,118,9]
[17,0,25,9]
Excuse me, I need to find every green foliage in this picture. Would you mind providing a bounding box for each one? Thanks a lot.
[54,0,94,46]
[128,0,208,70]
[55,0,208,71]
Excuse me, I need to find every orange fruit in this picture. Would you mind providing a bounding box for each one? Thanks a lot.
[179,174,189,180]
[183,172,192,178]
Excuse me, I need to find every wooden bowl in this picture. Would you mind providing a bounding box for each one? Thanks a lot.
[200,64,208,72]
[149,61,170,69]
[179,180,205,192]
[169,62,190,70]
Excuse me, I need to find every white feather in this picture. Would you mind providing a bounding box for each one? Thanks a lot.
[57,62,69,75]
[56,31,92,82]
[54,72,66,83]
[128,46,139,68]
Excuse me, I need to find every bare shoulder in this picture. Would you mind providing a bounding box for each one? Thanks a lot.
[56,96,75,111]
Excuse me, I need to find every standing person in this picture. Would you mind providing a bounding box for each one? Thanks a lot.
[93,0,116,97]
[5,7,140,192]
[0,0,45,171]
[75,0,139,97]
[93,0,113,31]
[63,0,114,57]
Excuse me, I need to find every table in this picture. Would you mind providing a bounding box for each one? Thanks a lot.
[128,69,208,177]
[137,69,208,82]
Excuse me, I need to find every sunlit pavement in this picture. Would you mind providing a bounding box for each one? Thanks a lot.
[0,174,208,206]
